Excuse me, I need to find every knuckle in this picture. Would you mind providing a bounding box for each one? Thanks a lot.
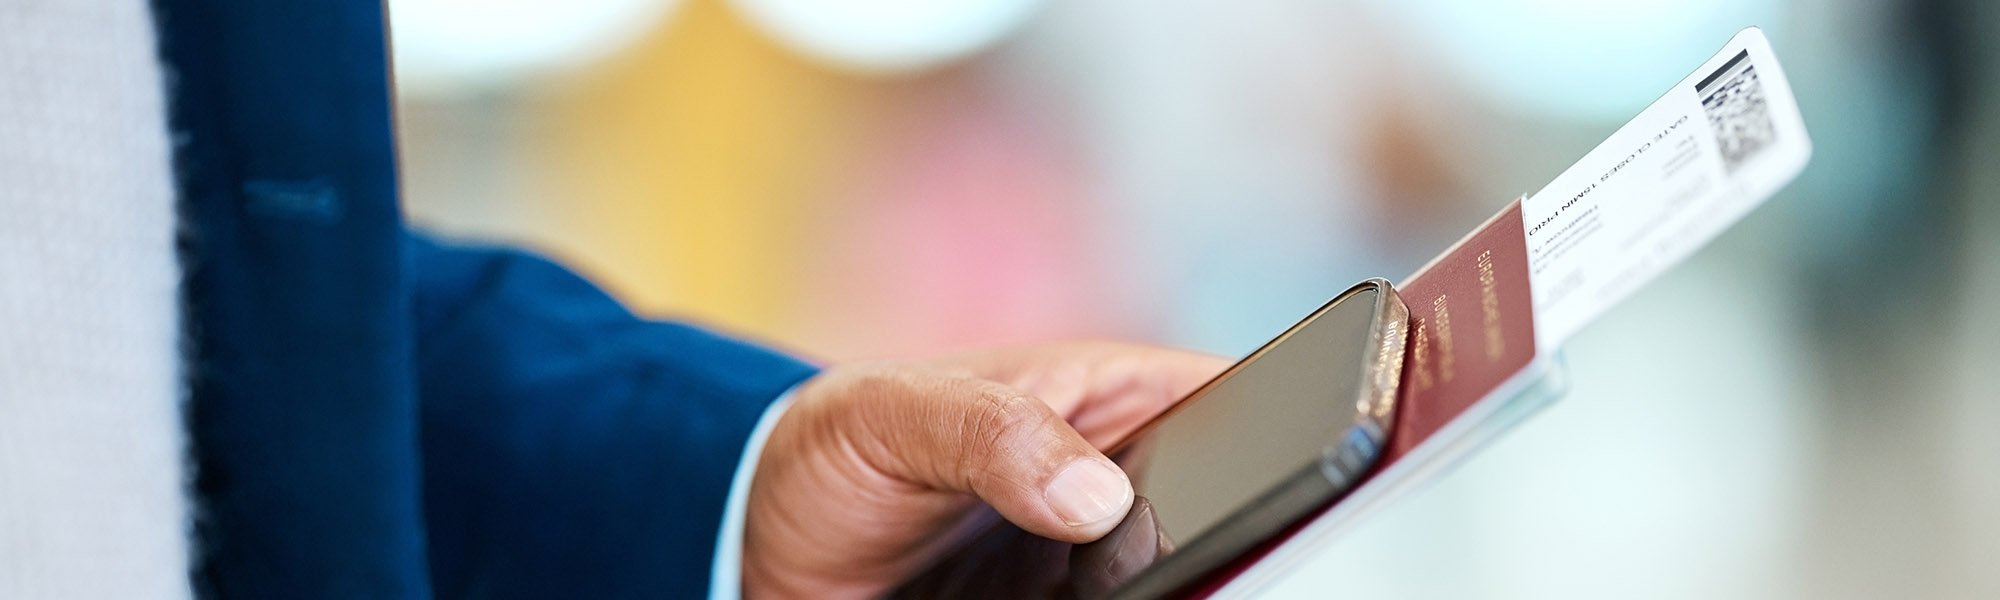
[835,365,924,412]
[819,364,1070,495]
[958,385,1045,465]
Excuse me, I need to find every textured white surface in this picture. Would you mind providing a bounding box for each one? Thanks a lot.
[0,0,190,598]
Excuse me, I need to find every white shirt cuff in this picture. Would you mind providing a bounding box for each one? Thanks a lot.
[708,388,798,600]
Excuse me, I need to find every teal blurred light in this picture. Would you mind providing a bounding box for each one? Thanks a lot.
[1375,0,1781,121]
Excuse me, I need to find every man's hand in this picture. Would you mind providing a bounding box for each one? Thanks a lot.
[741,341,1228,599]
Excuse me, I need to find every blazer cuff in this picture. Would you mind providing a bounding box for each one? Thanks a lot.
[708,384,801,600]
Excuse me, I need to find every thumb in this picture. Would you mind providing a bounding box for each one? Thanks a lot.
[842,369,1135,543]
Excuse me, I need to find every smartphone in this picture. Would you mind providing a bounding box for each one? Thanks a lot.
[891,278,1410,599]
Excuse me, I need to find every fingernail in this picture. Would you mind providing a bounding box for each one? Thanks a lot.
[1046,459,1131,527]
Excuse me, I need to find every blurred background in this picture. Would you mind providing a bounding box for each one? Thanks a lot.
[387,0,1999,597]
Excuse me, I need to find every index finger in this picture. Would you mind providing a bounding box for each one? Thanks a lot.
[925,342,1232,447]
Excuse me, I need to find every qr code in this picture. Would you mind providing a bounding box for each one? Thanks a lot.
[1698,50,1777,173]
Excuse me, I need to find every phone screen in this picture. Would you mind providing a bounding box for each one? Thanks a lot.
[1131,284,1378,552]
[893,285,1392,600]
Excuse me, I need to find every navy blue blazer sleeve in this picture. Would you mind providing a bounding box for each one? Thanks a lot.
[406,235,818,599]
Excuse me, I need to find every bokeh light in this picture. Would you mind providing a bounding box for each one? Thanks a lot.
[728,0,1047,73]
[1373,0,1779,120]
[388,0,682,91]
